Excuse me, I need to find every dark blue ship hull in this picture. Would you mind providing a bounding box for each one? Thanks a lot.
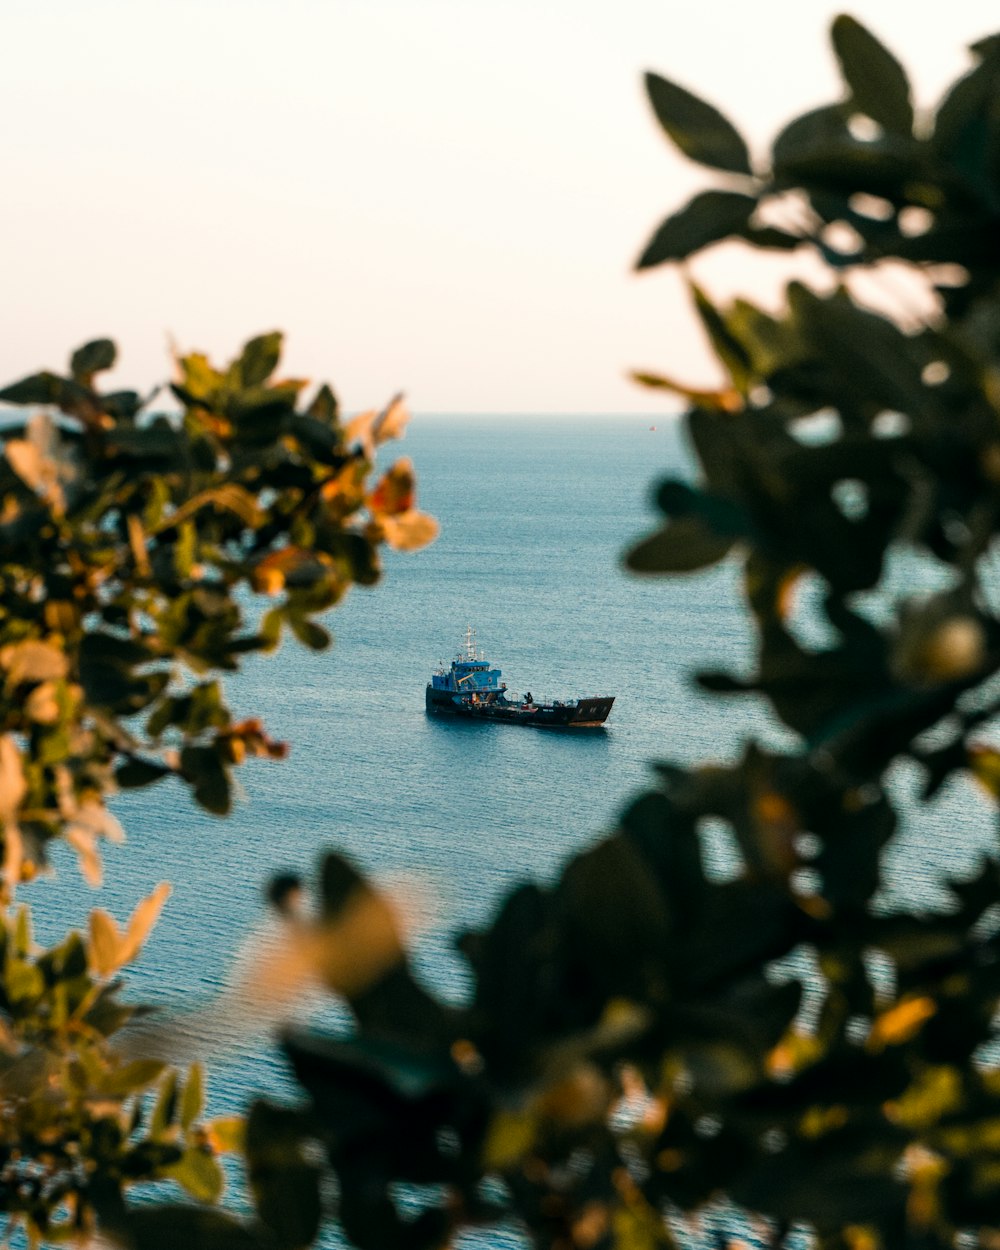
[425,686,613,729]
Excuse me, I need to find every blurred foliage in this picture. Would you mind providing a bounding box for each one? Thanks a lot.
[15,14,1000,1250]
[0,892,241,1245]
[0,331,435,881]
[189,16,1000,1250]
[0,333,435,1242]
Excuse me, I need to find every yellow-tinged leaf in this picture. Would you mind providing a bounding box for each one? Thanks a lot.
[867,996,936,1050]
[368,458,416,516]
[5,439,44,490]
[895,614,986,687]
[175,351,221,401]
[180,1062,205,1130]
[611,1196,665,1250]
[152,484,263,534]
[750,788,800,877]
[88,882,171,976]
[101,1059,168,1096]
[843,1226,880,1250]
[572,1202,611,1250]
[205,1115,245,1154]
[67,799,125,845]
[250,546,329,593]
[13,905,31,956]
[884,1065,961,1130]
[166,1147,224,1203]
[775,565,807,621]
[483,1109,539,1169]
[6,958,44,1004]
[766,1027,822,1079]
[379,510,439,552]
[127,513,151,577]
[88,909,124,977]
[122,882,172,964]
[969,745,1000,799]
[313,889,404,996]
[904,1145,948,1232]
[65,825,103,888]
[800,1104,849,1138]
[0,738,26,827]
[64,799,126,887]
[254,567,285,595]
[24,681,60,725]
[320,459,369,515]
[372,393,410,444]
[533,1062,612,1128]
[343,408,377,457]
[629,370,743,412]
[0,640,69,688]
[6,414,75,513]
[938,1115,1000,1156]
[2,824,23,897]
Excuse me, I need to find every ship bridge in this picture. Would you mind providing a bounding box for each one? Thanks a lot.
[430,626,505,694]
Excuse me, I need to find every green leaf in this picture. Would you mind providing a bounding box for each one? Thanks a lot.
[259,607,284,651]
[115,758,171,789]
[287,614,331,650]
[930,56,1000,204]
[727,298,805,377]
[306,382,339,425]
[180,746,231,816]
[102,389,143,421]
[246,1101,322,1249]
[165,1147,225,1204]
[5,958,44,1004]
[742,225,802,250]
[644,72,753,175]
[625,517,735,573]
[174,520,197,579]
[831,15,913,135]
[81,660,169,714]
[772,104,851,171]
[690,282,752,389]
[237,332,283,388]
[150,1070,178,1139]
[81,632,156,666]
[147,696,186,740]
[289,413,341,460]
[180,1061,205,1130]
[70,338,117,384]
[102,1058,168,1096]
[636,191,757,269]
[12,907,30,958]
[790,284,929,418]
[0,371,92,410]
[11,910,30,955]
[107,423,182,461]
[175,352,221,403]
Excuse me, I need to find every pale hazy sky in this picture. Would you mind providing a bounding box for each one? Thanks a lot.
[5,1,1000,413]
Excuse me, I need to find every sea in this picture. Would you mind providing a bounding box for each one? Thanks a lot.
[24,415,1000,1246]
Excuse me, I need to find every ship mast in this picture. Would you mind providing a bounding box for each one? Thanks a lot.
[463,624,482,662]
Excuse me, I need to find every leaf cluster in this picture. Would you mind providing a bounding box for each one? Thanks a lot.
[205,18,1000,1250]
[636,13,1000,306]
[0,334,435,886]
[0,899,235,1245]
[14,15,1000,1250]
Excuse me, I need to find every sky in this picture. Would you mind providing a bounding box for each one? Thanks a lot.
[5,0,1000,415]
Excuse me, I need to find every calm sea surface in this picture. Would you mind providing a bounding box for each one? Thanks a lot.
[25,415,1000,1239]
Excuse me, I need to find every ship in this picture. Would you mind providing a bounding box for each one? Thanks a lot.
[426,628,614,729]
